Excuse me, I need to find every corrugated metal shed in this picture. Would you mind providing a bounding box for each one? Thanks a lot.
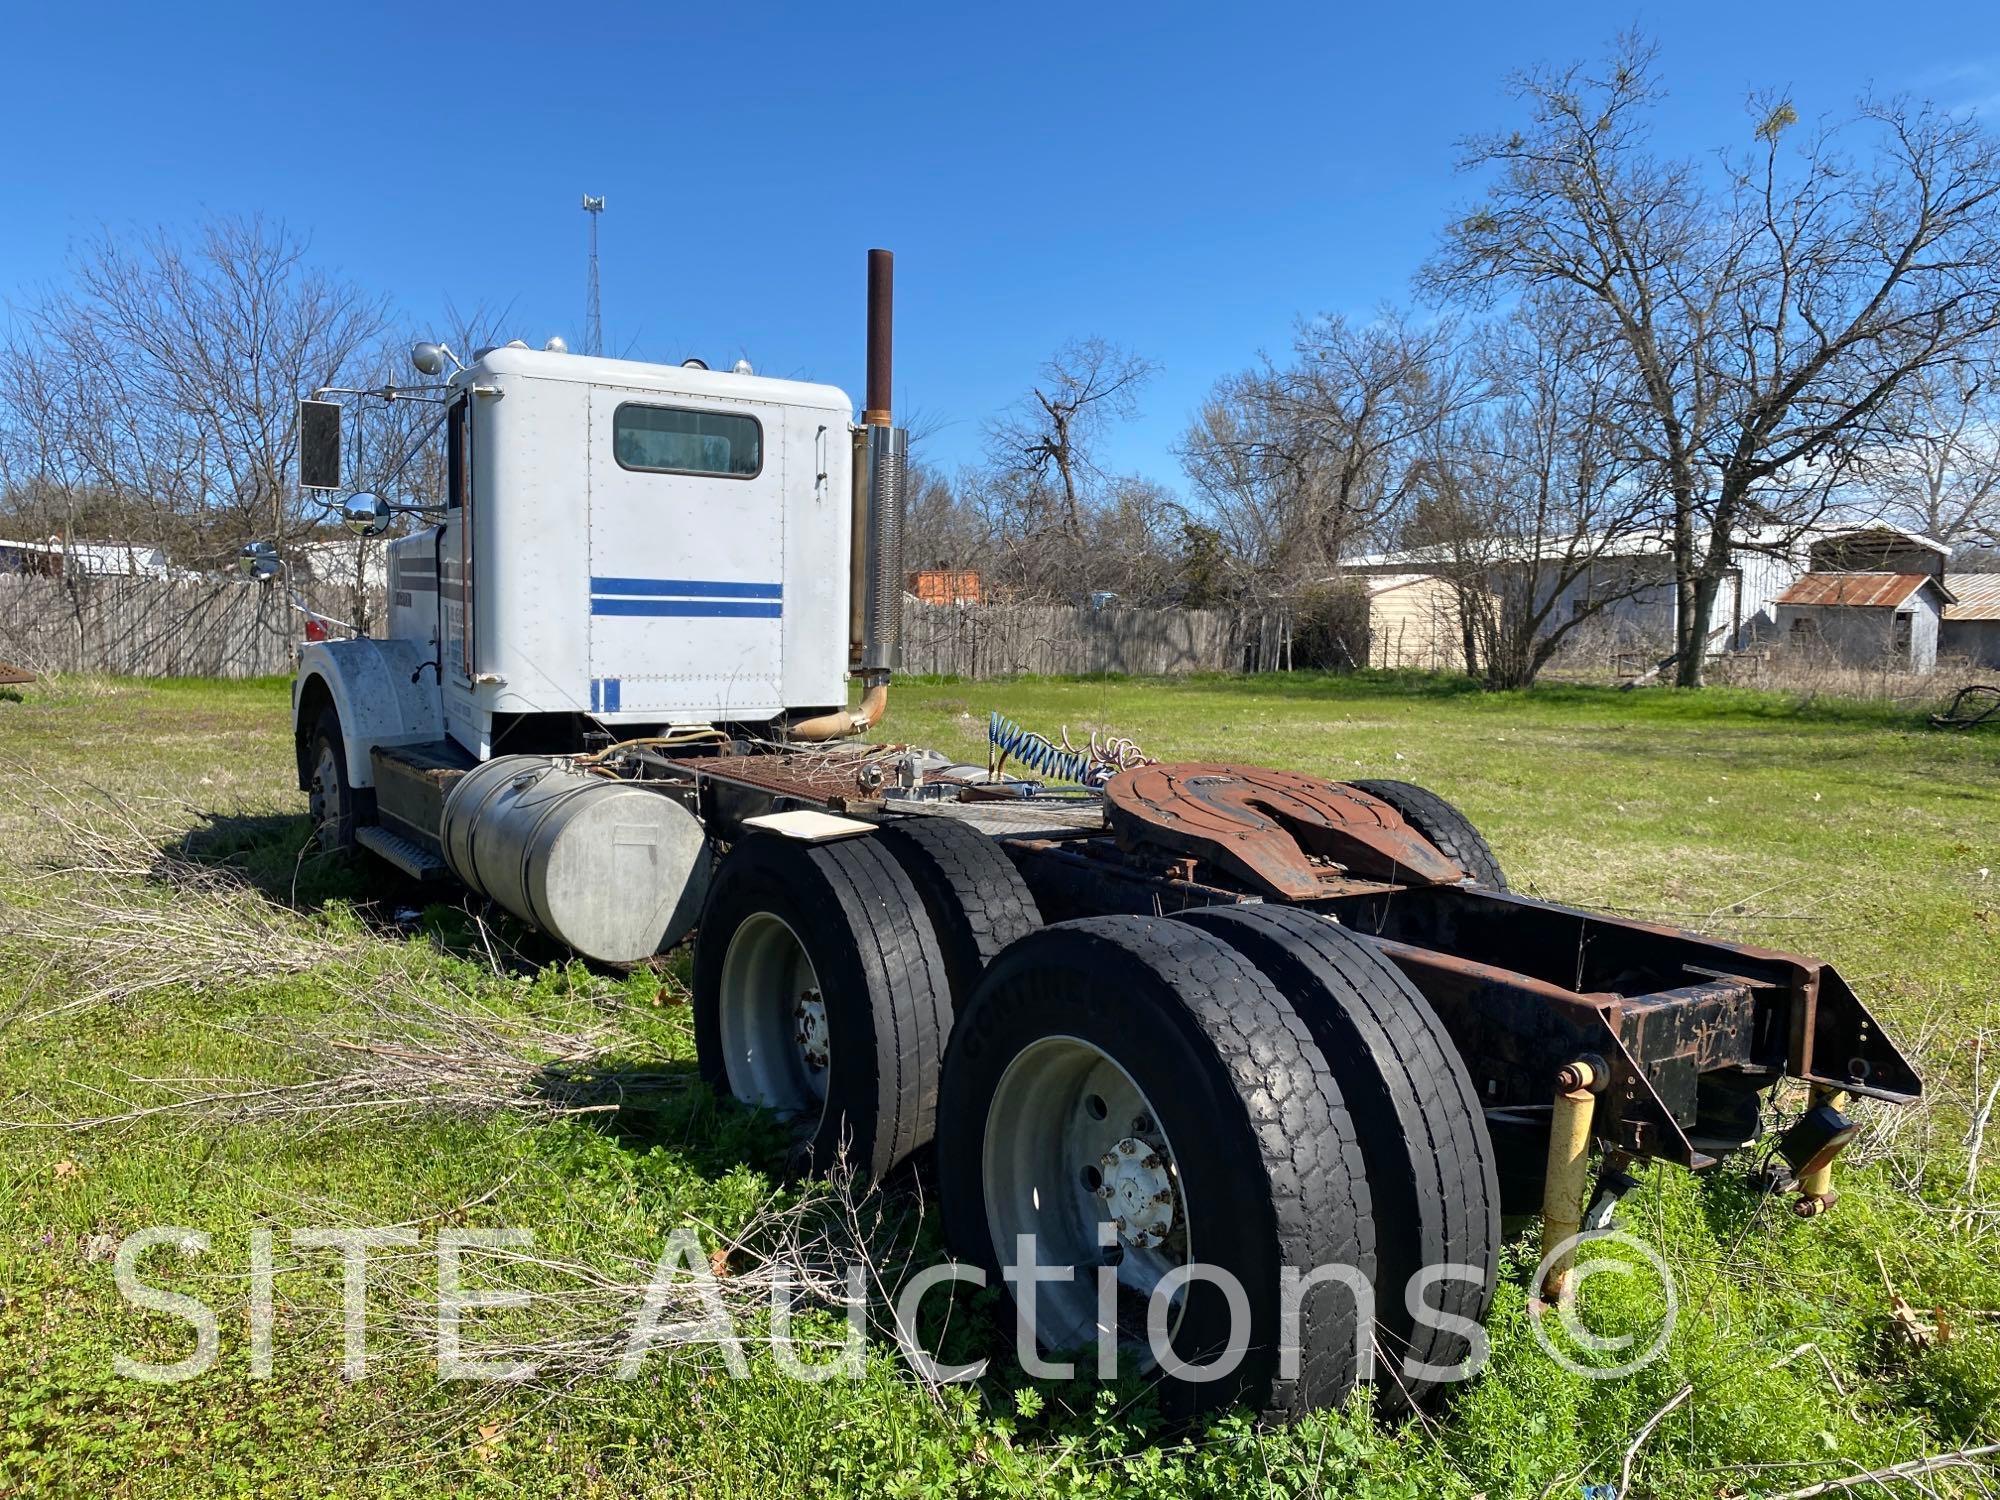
[1776,573,1943,609]
[1943,575,2000,622]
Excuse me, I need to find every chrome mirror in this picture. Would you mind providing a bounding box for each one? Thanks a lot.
[341,492,389,537]
[236,541,283,582]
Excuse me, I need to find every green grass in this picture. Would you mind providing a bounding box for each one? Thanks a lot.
[2,671,1997,1497]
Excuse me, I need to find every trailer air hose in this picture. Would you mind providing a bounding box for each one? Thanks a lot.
[986,712,1156,787]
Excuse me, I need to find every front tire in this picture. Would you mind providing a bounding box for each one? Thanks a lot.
[937,915,1375,1420]
[694,832,952,1180]
[305,705,360,852]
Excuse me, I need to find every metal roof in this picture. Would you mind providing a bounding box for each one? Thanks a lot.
[1340,522,1948,573]
[1808,523,1952,558]
[1775,572,1946,609]
[1944,574,2000,622]
[1363,572,1457,596]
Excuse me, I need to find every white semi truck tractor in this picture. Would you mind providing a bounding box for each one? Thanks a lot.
[287,251,1915,1420]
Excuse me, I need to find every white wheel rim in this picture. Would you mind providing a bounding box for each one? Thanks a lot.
[717,911,829,1121]
[310,743,339,834]
[982,1034,1189,1357]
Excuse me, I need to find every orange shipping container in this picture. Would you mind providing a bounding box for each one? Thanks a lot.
[909,569,981,605]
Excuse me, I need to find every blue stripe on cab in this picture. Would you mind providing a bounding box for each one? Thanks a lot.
[591,577,783,599]
[591,598,783,618]
[604,677,620,712]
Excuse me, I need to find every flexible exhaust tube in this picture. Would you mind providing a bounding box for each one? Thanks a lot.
[787,678,889,741]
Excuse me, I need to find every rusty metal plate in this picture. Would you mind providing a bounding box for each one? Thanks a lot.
[662,748,899,810]
[0,660,34,686]
[1103,763,1464,900]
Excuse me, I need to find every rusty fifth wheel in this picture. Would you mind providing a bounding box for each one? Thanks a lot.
[1343,778,1508,890]
[937,915,1376,1420]
[1104,764,1467,898]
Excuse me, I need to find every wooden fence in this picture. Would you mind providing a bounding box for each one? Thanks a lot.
[898,601,1287,677]
[0,576,375,678]
[0,578,1289,681]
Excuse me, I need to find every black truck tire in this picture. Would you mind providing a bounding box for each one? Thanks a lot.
[1175,903,1499,1413]
[1346,778,1508,890]
[872,816,1042,1012]
[305,704,362,852]
[937,915,1375,1421]
[694,832,953,1180]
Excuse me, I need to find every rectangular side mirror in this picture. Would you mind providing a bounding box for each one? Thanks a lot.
[299,399,342,490]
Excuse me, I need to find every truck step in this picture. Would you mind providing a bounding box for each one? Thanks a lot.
[355,824,453,882]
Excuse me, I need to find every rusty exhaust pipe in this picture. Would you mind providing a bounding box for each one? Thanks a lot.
[858,251,904,691]
[864,248,893,428]
[799,249,900,742]
[848,249,894,666]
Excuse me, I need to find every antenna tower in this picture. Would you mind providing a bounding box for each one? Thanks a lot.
[581,194,605,356]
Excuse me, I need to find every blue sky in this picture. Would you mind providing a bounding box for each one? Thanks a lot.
[3,3,1994,489]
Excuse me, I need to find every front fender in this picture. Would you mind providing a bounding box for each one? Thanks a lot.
[293,638,443,789]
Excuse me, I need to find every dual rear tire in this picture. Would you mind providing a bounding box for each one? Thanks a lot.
[694,800,1501,1419]
[692,818,1041,1181]
[936,915,1378,1420]
[692,830,958,1180]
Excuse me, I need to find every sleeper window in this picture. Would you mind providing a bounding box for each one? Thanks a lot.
[614,404,762,479]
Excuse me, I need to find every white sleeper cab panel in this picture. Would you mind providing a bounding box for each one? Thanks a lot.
[362,347,853,740]
[585,383,787,719]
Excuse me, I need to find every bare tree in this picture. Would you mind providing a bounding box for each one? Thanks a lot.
[0,217,389,573]
[1860,354,2000,551]
[953,339,1194,603]
[901,461,991,576]
[1404,297,1667,687]
[1180,310,1463,593]
[986,338,1156,535]
[1427,35,2000,684]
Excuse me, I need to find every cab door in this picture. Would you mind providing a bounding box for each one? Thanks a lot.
[584,391,784,719]
[439,394,472,681]
[438,392,482,751]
